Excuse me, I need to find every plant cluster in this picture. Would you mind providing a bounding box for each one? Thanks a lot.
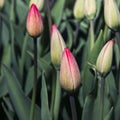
[0,0,120,120]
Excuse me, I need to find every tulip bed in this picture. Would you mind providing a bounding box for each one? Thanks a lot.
[0,0,120,120]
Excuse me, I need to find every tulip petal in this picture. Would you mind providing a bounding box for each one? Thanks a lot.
[26,4,43,37]
[60,48,80,91]
[96,39,114,75]
[50,24,66,66]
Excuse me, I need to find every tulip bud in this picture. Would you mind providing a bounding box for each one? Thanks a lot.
[50,24,66,66]
[29,0,44,10]
[84,0,96,20]
[96,39,114,76]
[0,0,5,9]
[60,48,80,91]
[104,0,120,31]
[73,0,84,20]
[26,4,43,37]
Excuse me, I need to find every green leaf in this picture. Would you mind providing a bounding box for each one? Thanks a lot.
[27,51,52,79]
[89,30,104,64]
[0,71,8,97]
[19,33,29,76]
[104,107,113,120]
[114,94,120,120]
[1,21,9,46]
[81,30,104,102]
[38,57,52,78]
[2,103,14,120]
[74,38,85,55]
[16,0,28,24]
[2,65,41,120]
[25,66,41,95]
[66,22,73,49]
[106,72,117,104]
[114,42,120,69]
[82,79,112,120]
[96,0,103,19]
[41,72,51,120]
[51,0,65,26]
[2,43,11,67]
[82,67,95,102]
[82,95,98,120]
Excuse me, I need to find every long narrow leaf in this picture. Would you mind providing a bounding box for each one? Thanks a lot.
[2,65,41,120]
[41,72,51,120]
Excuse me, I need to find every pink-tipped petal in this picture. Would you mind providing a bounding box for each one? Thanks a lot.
[96,39,114,75]
[50,24,66,66]
[60,48,80,91]
[26,4,43,37]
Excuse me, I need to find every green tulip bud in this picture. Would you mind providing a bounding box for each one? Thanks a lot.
[73,0,84,20]
[84,0,97,20]
[50,24,66,66]
[29,0,44,10]
[104,0,120,31]
[96,39,114,76]
[60,48,80,91]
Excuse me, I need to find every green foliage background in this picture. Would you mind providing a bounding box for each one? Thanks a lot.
[0,0,120,120]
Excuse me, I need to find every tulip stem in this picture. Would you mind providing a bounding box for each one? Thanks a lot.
[10,0,15,22]
[30,38,37,120]
[115,32,120,50]
[53,70,61,120]
[74,21,80,47]
[100,76,105,120]
[90,20,94,51]
[0,11,2,74]
[50,68,56,117]
[46,0,52,31]
[50,69,61,120]
[103,25,108,42]
[69,95,77,120]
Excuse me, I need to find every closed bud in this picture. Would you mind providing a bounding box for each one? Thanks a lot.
[73,0,84,20]
[50,24,66,66]
[96,39,114,76]
[0,0,5,9]
[60,48,80,91]
[104,0,120,31]
[26,4,43,37]
[84,0,96,20]
[29,0,44,10]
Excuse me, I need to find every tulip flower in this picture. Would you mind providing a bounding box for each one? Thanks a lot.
[73,0,84,20]
[84,0,96,20]
[60,48,80,91]
[104,0,120,31]
[26,4,43,37]
[50,24,66,66]
[29,0,44,10]
[96,39,114,76]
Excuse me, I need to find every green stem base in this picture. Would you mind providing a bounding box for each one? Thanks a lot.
[30,38,37,120]
[100,76,105,120]
[69,95,77,120]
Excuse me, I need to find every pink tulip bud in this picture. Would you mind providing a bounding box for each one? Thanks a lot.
[60,48,80,91]
[96,39,114,76]
[50,24,66,66]
[26,4,43,37]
